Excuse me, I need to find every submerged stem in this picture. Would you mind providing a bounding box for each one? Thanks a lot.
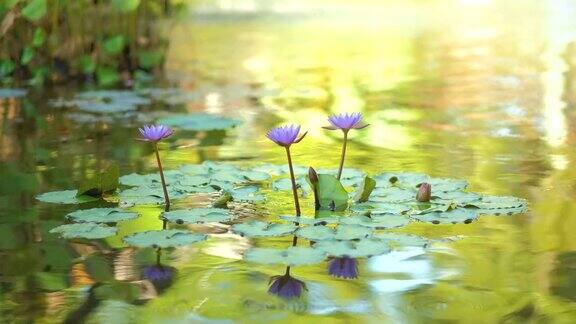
[336,131,348,180]
[154,142,170,215]
[285,147,301,217]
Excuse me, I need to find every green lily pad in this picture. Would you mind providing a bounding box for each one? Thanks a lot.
[244,247,326,266]
[353,176,376,203]
[296,224,372,241]
[239,170,271,182]
[372,233,429,248]
[180,164,210,175]
[279,215,340,226]
[409,202,456,215]
[340,215,409,229]
[119,173,160,187]
[313,174,349,211]
[230,186,265,203]
[370,187,415,203]
[475,206,528,216]
[432,191,481,205]
[231,221,297,237]
[49,223,117,239]
[161,208,232,224]
[313,239,391,258]
[410,208,478,224]
[428,178,468,192]
[375,172,428,188]
[350,202,412,215]
[36,190,99,204]
[123,230,207,248]
[271,177,310,191]
[118,186,187,206]
[177,175,211,187]
[465,196,527,210]
[66,208,138,223]
[253,164,309,176]
[157,113,241,131]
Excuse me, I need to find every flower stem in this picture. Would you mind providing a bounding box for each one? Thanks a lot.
[285,147,301,216]
[154,142,171,219]
[336,131,348,180]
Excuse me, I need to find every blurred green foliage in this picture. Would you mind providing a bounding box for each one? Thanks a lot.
[0,0,186,86]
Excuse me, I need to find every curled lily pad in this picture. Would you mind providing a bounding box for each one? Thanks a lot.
[313,174,349,211]
[231,221,297,237]
[296,224,372,241]
[123,230,207,248]
[279,215,340,226]
[313,239,391,258]
[157,113,241,131]
[464,196,527,210]
[66,208,138,223]
[161,208,231,224]
[410,208,478,224]
[49,223,117,239]
[372,233,429,248]
[244,247,326,266]
[36,190,99,204]
[353,176,376,203]
[340,215,409,229]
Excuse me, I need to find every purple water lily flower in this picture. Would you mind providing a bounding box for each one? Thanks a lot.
[143,265,176,289]
[266,125,307,147]
[328,257,358,279]
[323,112,369,131]
[139,125,174,142]
[268,273,307,299]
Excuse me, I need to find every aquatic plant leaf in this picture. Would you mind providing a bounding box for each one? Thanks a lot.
[177,175,211,187]
[314,174,349,211]
[138,50,163,69]
[232,221,297,237]
[180,164,210,175]
[432,191,481,205]
[313,239,391,258]
[271,177,310,192]
[340,215,409,229]
[0,88,27,98]
[157,113,241,131]
[240,170,271,182]
[465,196,527,210]
[96,67,120,87]
[279,215,340,226]
[77,101,135,113]
[244,247,326,266]
[409,202,456,215]
[372,233,429,248]
[123,230,206,248]
[230,186,265,203]
[49,223,117,239]
[112,0,140,12]
[350,202,412,215]
[77,165,119,197]
[354,176,376,203]
[296,224,372,241]
[103,35,126,55]
[161,208,231,224]
[118,185,187,206]
[410,208,478,224]
[36,190,99,204]
[66,208,138,223]
[370,187,415,203]
[375,172,428,188]
[475,206,528,216]
[428,178,469,192]
[22,0,47,21]
[119,173,160,187]
[253,163,308,176]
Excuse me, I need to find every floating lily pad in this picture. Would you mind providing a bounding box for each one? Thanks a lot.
[49,223,117,239]
[230,186,265,203]
[157,113,241,131]
[119,173,160,187]
[180,164,210,175]
[271,177,310,191]
[350,202,412,215]
[279,215,340,226]
[177,175,211,187]
[66,208,138,223]
[340,215,409,229]
[475,206,528,216]
[428,178,468,192]
[253,164,309,176]
[313,239,391,258]
[375,172,428,188]
[240,170,271,182]
[244,247,326,266]
[432,191,481,205]
[370,187,415,203]
[231,221,297,237]
[410,208,478,224]
[161,208,231,224]
[0,88,27,98]
[77,102,137,113]
[118,186,187,206]
[123,230,207,248]
[409,202,456,215]
[36,190,99,204]
[372,233,429,248]
[296,224,372,241]
[465,196,527,210]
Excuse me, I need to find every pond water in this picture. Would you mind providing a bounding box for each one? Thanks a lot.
[3,0,576,322]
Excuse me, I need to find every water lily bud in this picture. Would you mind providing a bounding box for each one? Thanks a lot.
[416,183,432,202]
[308,167,318,185]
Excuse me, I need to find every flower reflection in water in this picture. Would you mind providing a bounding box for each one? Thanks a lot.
[328,257,359,279]
[268,267,307,299]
